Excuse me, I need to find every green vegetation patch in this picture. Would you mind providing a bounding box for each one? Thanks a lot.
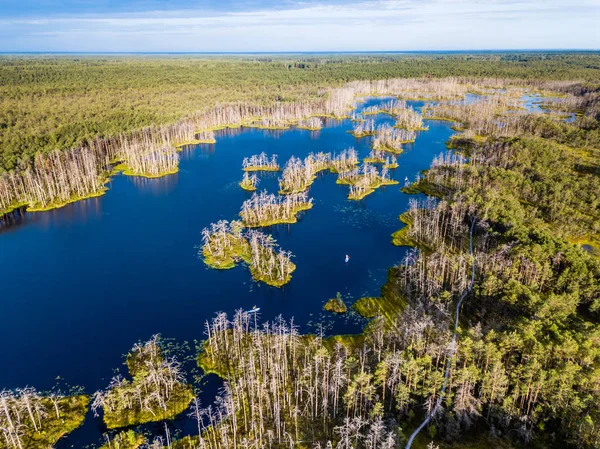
[324,294,348,314]
[24,395,89,449]
[98,430,146,449]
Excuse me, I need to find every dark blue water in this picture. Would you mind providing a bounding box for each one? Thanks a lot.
[0,98,454,446]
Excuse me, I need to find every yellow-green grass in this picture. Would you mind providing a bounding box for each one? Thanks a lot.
[243,123,290,130]
[240,203,313,228]
[103,383,194,429]
[121,167,179,179]
[372,144,404,155]
[175,138,216,147]
[98,430,146,449]
[202,236,295,287]
[196,124,243,133]
[393,124,429,131]
[391,212,418,248]
[250,261,296,287]
[391,212,434,254]
[348,130,377,138]
[239,181,258,191]
[347,180,399,201]
[348,188,376,201]
[25,186,109,213]
[324,297,348,314]
[352,268,407,332]
[202,238,251,270]
[569,233,600,258]
[363,157,386,164]
[242,166,280,172]
[23,395,89,449]
[278,169,330,194]
[297,125,322,131]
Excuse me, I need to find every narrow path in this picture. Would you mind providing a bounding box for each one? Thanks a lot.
[405,217,477,449]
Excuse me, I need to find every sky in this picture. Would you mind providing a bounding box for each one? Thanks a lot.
[0,0,599,52]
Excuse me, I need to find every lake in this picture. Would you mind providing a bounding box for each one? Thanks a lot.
[0,97,455,446]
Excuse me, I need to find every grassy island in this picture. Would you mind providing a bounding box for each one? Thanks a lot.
[0,389,89,449]
[363,149,387,164]
[383,155,399,169]
[324,293,347,314]
[242,153,280,172]
[239,172,260,191]
[240,190,313,227]
[91,336,194,429]
[349,118,376,137]
[278,153,331,194]
[201,220,296,287]
[337,164,399,200]
[297,117,323,131]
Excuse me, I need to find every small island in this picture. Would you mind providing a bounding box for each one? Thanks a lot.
[240,190,313,227]
[324,293,347,313]
[242,153,280,172]
[337,164,399,200]
[201,220,296,287]
[239,172,260,191]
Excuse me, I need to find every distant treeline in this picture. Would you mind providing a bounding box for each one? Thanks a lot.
[1,52,600,172]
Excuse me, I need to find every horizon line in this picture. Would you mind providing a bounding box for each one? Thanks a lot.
[1,49,600,55]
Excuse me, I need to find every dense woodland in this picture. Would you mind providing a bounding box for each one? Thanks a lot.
[1,53,600,448]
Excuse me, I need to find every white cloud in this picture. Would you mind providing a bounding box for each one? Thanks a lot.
[1,0,599,51]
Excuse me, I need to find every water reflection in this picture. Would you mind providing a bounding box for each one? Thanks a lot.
[0,196,104,233]
[129,172,179,195]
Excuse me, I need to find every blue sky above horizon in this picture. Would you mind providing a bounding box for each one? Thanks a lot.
[1,0,599,52]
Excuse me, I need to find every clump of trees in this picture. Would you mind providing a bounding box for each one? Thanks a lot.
[349,119,376,137]
[242,153,280,172]
[201,220,247,269]
[383,155,398,169]
[329,147,359,173]
[0,387,89,449]
[0,148,108,216]
[240,190,313,227]
[200,220,296,286]
[119,137,179,178]
[195,130,216,144]
[364,149,386,164]
[297,117,323,131]
[246,230,295,286]
[91,335,193,429]
[393,107,428,131]
[247,118,289,130]
[278,153,330,194]
[197,311,401,448]
[239,172,260,191]
[372,123,416,153]
[338,164,398,201]
[361,105,380,116]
